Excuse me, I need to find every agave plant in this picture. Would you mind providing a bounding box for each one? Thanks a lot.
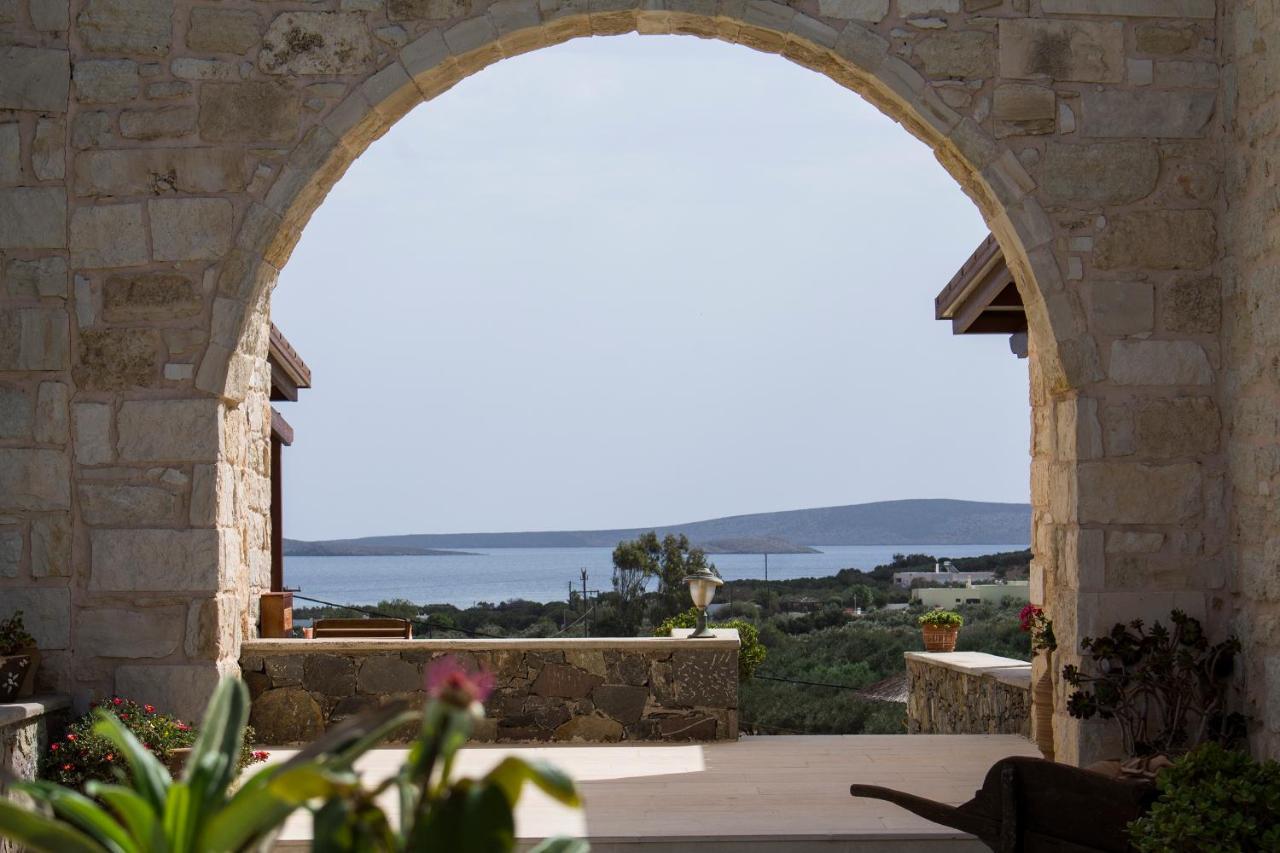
[0,677,416,852]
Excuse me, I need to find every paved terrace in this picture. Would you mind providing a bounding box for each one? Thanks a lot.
[274,734,1041,851]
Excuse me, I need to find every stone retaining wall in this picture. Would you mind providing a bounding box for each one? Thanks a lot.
[1,696,69,853]
[240,632,739,745]
[905,652,1030,738]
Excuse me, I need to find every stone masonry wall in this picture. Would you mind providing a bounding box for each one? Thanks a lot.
[0,0,1246,763]
[905,652,1030,738]
[1222,2,1280,759]
[240,636,740,744]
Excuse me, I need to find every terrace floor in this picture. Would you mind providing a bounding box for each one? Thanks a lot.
[274,734,1041,851]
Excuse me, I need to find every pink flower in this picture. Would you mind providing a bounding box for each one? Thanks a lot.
[1019,604,1042,633]
[252,750,269,762]
[177,723,190,732]
[144,704,155,714]
[425,657,495,711]
[50,743,59,752]
[62,763,73,772]
[105,753,113,762]
[65,734,76,742]
[111,698,122,706]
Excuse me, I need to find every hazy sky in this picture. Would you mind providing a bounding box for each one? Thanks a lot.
[273,34,1030,541]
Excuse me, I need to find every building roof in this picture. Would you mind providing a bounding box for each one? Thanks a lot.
[935,234,1026,336]
[269,324,312,402]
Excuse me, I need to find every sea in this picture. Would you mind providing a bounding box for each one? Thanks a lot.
[285,543,1029,609]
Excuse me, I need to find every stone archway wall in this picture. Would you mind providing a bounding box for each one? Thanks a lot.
[0,0,1236,762]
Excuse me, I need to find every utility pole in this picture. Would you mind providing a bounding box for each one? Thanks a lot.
[764,552,769,582]
[580,569,589,637]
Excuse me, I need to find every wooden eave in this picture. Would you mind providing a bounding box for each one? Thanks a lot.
[269,324,312,402]
[935,234,1027,336]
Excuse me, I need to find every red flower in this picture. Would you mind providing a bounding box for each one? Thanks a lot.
[177,723,190,732]
[62,763,73,772]
[65,734,76,742]
[50,743,59,752]
[1018,604,1042,633]
[105,753,113,762]
[111,698,122,706]
[252,750,269,761]
[144,704,155,714]
[424,657,495,710]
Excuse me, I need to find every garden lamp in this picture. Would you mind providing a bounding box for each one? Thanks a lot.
[683,566,724,638]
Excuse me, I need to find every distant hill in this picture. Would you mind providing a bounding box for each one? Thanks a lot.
[286,499,1031,553]
[699,537,819,555]
[282,541,475,557]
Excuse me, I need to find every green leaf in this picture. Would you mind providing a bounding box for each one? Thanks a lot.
[484,757,581,809]
[407,781,515,853]
[198,765,350,852]
[161,781,194,853]
[286,700,417,770]
[528,838,590,853]
[86,783,165,852]
[90,713,170,814]
[12,781,136,853]
[0,796,108,853]
[184,678,250,820]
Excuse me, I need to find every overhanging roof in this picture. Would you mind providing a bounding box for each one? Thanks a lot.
[269,324,312,402]
[935,234,1026,336]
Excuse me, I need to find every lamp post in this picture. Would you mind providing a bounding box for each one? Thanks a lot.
[683,566,724,638]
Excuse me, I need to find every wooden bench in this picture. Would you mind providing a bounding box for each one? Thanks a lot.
[311,618,412,639]
[850,756,1157,852]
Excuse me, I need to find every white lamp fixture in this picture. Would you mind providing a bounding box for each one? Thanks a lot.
[683,567,724,638]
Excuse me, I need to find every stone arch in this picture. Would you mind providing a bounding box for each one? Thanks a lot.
[206,8,1084,406]
[202,4,1094,757]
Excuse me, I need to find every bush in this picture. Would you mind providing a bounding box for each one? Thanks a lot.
[655,609,766,682]
[917,609,963,629]
[40,696,265,791]
[1129,743,1280,852]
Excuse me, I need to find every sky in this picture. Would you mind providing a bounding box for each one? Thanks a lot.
[272,34,1030,541]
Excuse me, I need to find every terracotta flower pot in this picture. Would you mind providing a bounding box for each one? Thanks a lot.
[0,653,32,701]
[165,747,192,776]
[1033,652,1055,761]
[17,646,39,697]
[922,625,959,652]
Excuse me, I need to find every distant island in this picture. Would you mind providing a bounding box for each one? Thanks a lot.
[285,498,1031,554]
[698,537,818,555]
[282,541,476,557]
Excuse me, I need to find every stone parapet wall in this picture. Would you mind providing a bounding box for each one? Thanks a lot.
[240,632,740,745]
[0,695,69,853]
[905,652,1030,738]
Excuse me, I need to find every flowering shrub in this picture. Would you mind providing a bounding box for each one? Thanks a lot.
[1018,604,1056,653]
[40,696,266,790]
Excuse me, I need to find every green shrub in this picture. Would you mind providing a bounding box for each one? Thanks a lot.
[1129,743,1280,852]
[40,696,265,791]
[655,609,766,681]
[917,609,963,629]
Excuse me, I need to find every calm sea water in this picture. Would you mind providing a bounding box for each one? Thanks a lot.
[285,543,1028,609]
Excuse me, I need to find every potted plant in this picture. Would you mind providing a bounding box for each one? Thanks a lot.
[0,610,36,701]
[1063,609,1245,764]
[918,609,963,652]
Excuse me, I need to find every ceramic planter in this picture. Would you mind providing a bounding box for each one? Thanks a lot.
[0,653,32,701]
[165,747,193,776]
[922,625,959,652]
[17,646,39,697]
